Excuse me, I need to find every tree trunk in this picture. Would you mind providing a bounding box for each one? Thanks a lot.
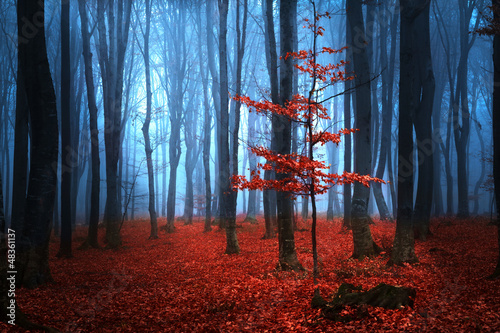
[276,0,302,270]
[343,8,352,230]
[141,0,158,240]
[412,0,435,241]
[262,0,279,236]
[347,0,379,259]
[491,0,500,279]
[17,0,59,288]
[218,0,240,254]
[96,0,133,248]
[390,0,430,265]
[10,70,28,236]
[245,100,258,223]
[58,0,72,258]
[196,3,212,233]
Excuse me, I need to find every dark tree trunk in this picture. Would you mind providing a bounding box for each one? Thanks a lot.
[412,0,435,241]
[197,3,212,233]
[373,1,393,222]
[140,0,158,239]
[57,0,72,258]
[10,71,28,236]
[262,0,279,236]
[347,0,379,259]
[276,0,302,271]
[245,94,258,223]
[17,0,59,288]
[229,0,248,226]
[162,0,186,233]
[343,15,352,230]
[96,0,133,248]
[491,0,500,279]
[218,0,240,254]
[432,72,445,217]
[390,0,431,265]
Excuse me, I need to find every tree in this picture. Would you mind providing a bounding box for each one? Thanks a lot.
[17,0,59,288]
[218,0,240,254]
[229,0,248,227]
[477,0,500,278]
[78,0,100,249]
[493,0,500,279]
[262,0,279,239]
[57,0,72,258]
[233,5,384,274]
[96,0,133,248]
[390,0,434,265]
[195,2,213,233]
[411,0,435,241]
[346,0,380,259]
[161,0,186,234]
[276,0,300,270]
[138,0,158,239]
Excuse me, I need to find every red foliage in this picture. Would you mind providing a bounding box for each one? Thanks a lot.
[3,217,500,332]
[232,11,381,200]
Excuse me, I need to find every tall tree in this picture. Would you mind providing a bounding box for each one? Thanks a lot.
[78,0,100,249]
[372,0,394,222]
[347,0,380,258]
[452,0,483,218]
[390,0,433,265]
[17,0,59,287]
[276,0,302,270]
[58,0,72,258]
[491,0,500,278]
[229,0,248,224]
[412,0,435,240]
[139,0,158,239]
[196,2,212,233]
[262,0,278,239]
[343,10,352,229]
[96,0,133,247]
[218,0,240,254]
[162,0,186,233]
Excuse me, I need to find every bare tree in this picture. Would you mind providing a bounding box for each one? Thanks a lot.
[347,0,380,258]
[78,0,100,249]
[96,0,133,248]
[17,0,59,287]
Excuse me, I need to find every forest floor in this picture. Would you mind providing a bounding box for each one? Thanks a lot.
[3,215,500,332]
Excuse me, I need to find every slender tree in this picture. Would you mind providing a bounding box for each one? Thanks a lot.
[196,2,213,233]
[78,0,100,249]
[139,0,158,239]
[390,0,433,265]
[58,0,72,258]
[96,0,133,248]
[218,0,240,254]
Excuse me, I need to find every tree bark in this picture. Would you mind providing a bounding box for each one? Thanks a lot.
[96,0,133,248]
[17,0,59,287]
[412,0,435,241]
[276,0,302,270]
[58,0,72,258]
[343,13,352,229]
[140,0,158,239]
[491,0,500,279]
[347,0,379,259]
[218,0,240,254]
[390,0,430,265]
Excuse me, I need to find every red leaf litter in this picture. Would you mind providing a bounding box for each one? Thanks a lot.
[3,216,500,332]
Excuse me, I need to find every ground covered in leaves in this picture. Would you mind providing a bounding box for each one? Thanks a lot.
[3,216,500,332]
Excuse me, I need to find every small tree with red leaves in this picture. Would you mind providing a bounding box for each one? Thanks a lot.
[232,2,384,286]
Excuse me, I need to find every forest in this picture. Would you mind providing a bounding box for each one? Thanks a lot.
[0,0,500,331]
